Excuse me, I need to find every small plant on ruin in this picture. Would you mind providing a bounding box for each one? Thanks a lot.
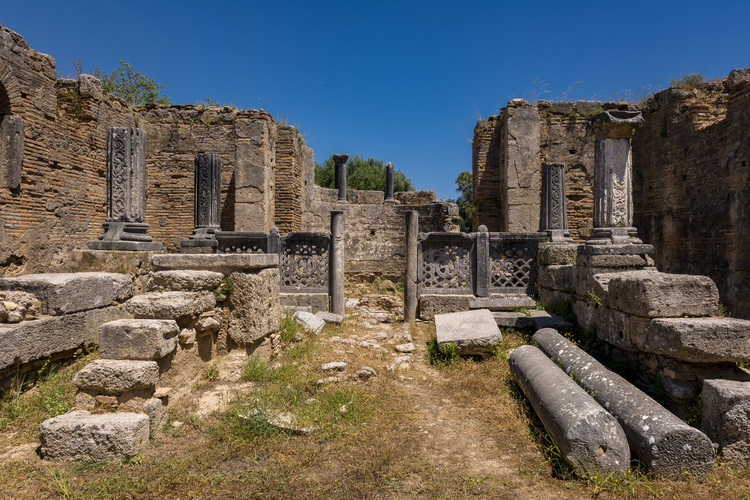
[203,362,219,381]
[711,302,728,317]
[241,356,274,382]
[214,278,234,300]
[670,69,706,89]
[95,60,172,106]
[426,337,459,367]
[587,291,602,307]
[279,308,302,344]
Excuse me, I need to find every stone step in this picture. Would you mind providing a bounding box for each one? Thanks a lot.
[125,291,215,319]
[469,295,536,311]
[492,310,570,329]
[38,412,149,462]
[73,359,159,393]
[147,270,224,292]
[0,272,133,315]
[99,318,178,360]
[435,309,502,356]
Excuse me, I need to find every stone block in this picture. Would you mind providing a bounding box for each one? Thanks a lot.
[418,294,472,320]
[78,74,102,99]
[469,295,535,311]
[280,294,328,313]
[227,268,280,345]
[144,398,166,439]
[147,270,224,291]
[151,253,278,273]
[630,317,750,363]
[0,272,132,315]
[594,306,637,351]
[0,305,132,370]
[606,272,719,318]
[573,300,596,329]
[297,311,325,334]
[99,319,179,360]
[576,253,654,268]
[538,288,574,309]
[538,265,577,292]
[702,379,750,467]
[315,311,344,324]
[435,309,502,355]
[38,412,149,462]
[73,359,159,392]
[537,243,578,265]
[0,114,23,190]
[281,304,312,314]
[125,291,215,319]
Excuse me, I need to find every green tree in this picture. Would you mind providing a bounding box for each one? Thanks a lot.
[314,154,414,193]
[448,170,474,232]
[95,61,172,106]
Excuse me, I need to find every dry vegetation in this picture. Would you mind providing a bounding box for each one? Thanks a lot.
[1,291,750,499]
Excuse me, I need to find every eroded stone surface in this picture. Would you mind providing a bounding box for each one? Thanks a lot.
[296,311,325,335]
[227,268,280,345]
[99,319,179,360]
[73,359,159,392]
[703,379,750,467]
[38,412,149,462]
[126,291,215,319]
[147,270,224,291]
[435,309,502,355]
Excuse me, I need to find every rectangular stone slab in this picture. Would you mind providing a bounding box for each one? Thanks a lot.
[72,359,159,392]
[435,309,502,355]
[38,412,149,462]
[125,291,215,319]
[607,271,719,318]
[469,295,535,311]
[0,272,133,315]
[151,254,278,273]
[702,379,750,467]
[99,319,178,360]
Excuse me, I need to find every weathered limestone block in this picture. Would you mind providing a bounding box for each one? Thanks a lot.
[576,253,654,268]
[99,319,179,360]
[702,379,750,466]
[0,272,133,315]
[77,74,102,99]
[38,412,149,462]
[418,294,472,320]
[607,272,719,318]
[435,309,502,355]
[151,253,278,274]
[538,243,578,265]
[630,317,750,363]
[147,270,224,291]
[315,311,344,324]
[73,359,159,392]
[594,306,638,351]
[228,268,280,345]
[534,328,715,479]
[144,397,166,439]
[125,291,215,319]
[539,288,574,309]
[572,300,596,329]
[509,345,629,474]
[0,305,132,370]
[296,311,325,335]
[538,265,577,292]
[469,295,536,311]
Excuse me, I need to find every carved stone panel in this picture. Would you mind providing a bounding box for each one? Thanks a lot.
[280,238,330,290]
[194,153,221,230]
[421,242,473,290]
[106,127,146,223]
[593,138,632,229]
[490,241,537,289]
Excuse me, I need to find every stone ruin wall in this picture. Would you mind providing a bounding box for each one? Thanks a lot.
[632,71,750,318]
[304,186,459,283]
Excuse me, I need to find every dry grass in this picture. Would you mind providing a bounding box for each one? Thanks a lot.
[3,307,750,499]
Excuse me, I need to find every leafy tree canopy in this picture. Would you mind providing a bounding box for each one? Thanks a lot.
[95,61,172,106]
[447,170,474,232]
[315,154,414,193]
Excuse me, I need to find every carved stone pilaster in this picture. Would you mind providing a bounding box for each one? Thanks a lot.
[539,162,572,243]
[88,127,162,251]
[182,153,221,249]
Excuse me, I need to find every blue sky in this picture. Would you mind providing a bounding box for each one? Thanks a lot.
[2,1,749,200]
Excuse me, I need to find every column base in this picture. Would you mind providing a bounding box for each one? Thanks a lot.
[87,222,163,251]
[586,227,643,245]
[538,229,574,244]
[181,227,219,248]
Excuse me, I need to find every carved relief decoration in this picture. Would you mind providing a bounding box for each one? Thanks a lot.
[280,239,329,289]
[422,243,472,289]
[490,242,536,288]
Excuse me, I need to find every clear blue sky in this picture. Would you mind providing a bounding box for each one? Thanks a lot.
[2,1,749,200]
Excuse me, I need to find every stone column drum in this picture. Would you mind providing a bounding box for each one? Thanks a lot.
[404,211,419,322]
[587,111,644,245]
[330,210,345,315]
[182,153,221,249]
[333,154,348,204]
[384,162,396,204]
[539,162,572,243]
[87,127,162,251]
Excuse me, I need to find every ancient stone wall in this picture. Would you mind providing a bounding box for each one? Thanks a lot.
[274,124,308,233]
[304,186,458,282]
[472,115,503,231]
[632,71,750,318]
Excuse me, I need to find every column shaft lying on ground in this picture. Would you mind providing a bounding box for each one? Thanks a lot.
[509,344,629,475]
[533,328,714,479]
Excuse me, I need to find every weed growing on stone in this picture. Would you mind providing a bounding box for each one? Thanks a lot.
[425,336,459,367]
[203,362,219,381]
[279,308,302,343]
[241,356,274,382]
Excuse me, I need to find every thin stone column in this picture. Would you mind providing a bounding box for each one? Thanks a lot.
[587,111,644,245]
[182,153,221,249]
[87,127,162,251]
[404,211,419,322]
[333,154,348,204]
[330,210,345,315]
[475,225,490,297]
[539,162,572,243]
[384,162,396,204]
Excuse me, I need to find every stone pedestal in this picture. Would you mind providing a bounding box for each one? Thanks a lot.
[333,154,348,204]
[586,111,644,246]
[384,162,396,204]
[182,153,221,250]
[538,162,572,243]
[87,128,162,251]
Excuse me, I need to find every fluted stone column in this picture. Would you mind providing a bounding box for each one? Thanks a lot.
[333,154,348,204]
[539,162,572,243]
[404,211,419,322]
[384,162,396,204]
[330,210,345,315]
[87,127,162,251]
[182,153,221,249]
[587,111,644,245]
